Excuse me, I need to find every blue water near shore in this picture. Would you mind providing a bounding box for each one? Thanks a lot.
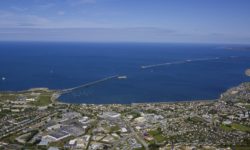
[0,42,250,104]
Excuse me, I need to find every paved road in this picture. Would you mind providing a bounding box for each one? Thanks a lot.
[111,134,133,150]
[124,119,149,150]
[111,118,148,150]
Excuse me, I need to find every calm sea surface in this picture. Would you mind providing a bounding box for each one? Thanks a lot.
[0,42,250,104]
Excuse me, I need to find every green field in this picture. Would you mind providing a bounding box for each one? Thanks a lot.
[245,105,250,110]
[148,129,166,143]
[220,123,250,133]
[30,95,52,106]
[231,123,250,132]
[220,124,234,132]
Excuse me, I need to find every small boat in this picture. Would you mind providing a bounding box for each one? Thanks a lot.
[118,76,127,79]
[2,77,6,81]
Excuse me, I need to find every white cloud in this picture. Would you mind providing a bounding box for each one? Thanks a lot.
[0,10,110,28]
[0,10,51,28]
[0,27,249,44]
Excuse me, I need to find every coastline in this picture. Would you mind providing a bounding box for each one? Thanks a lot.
[0,87,218,105]
[2,81,250,105]
[56,80,249,105]
[246,69,250,76]
[56,98,217,105]
[131,99,217,105]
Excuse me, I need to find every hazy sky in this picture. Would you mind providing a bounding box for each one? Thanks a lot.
[0,0,250,43]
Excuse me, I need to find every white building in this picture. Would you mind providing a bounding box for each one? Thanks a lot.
[99,112,121,119]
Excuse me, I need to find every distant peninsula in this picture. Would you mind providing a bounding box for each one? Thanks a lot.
[223,46,250,51]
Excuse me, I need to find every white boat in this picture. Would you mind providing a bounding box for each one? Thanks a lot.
[118,76,127,79]
[2,77,6,81]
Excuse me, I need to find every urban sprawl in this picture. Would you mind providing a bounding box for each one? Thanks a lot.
[0,82,250,150]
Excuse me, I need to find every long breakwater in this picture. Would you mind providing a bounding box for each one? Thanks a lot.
[141,56,237,69]
[60,75,119,94]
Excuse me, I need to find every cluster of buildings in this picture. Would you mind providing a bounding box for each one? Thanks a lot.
[0,83,250,149]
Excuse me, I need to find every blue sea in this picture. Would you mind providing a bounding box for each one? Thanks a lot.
[0,42,250,104]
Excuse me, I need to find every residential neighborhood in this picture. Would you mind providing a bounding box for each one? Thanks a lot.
[0,83,250,150]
